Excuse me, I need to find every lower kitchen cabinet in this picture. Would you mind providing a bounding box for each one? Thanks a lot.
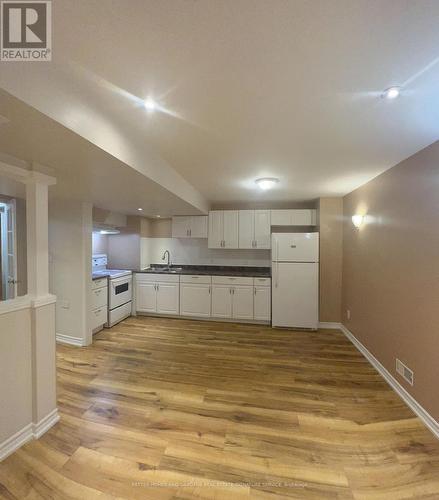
[136,282,157,313]
[211,285,233,318]
[156,283,179,315]
[136,274,179,315]
[232,286,254,319]
[254,286,271,321]
[136,273,270,324]
[180,283,211,317]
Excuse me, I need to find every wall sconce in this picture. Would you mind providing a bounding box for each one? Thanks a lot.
[351,214,364,228]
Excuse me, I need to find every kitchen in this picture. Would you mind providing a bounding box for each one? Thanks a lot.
[89,206,321,335]
[2,1,439,496]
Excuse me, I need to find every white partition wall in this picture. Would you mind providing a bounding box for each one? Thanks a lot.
[0,162,58,461]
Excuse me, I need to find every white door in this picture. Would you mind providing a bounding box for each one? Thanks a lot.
[254,210,271,249]
[272,262,318,329]
[156,282,179,315]
[208,211,223,248]
[272,232,319,263]
[136,282,157,313]
[211,285,233,318]
[238,210,254,249]
[223,210,239,248]
[254,286,271,321]
[172,216,191,238]
[232,286,254,320]
[190,216,208,238]
[180,283,211,317]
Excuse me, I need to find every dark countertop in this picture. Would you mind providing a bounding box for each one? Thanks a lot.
[92,273,110,280]
[134,265,271,278]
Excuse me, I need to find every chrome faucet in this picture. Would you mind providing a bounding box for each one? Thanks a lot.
[162,250,171,268]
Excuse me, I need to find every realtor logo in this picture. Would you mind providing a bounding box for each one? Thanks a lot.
[1,1,51,61]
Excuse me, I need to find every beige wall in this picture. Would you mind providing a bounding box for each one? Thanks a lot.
[318,198,343,322]
[49,199,92,345]
[342,140,439,421]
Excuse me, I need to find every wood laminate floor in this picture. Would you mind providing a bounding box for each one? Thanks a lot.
[1,316,439,499]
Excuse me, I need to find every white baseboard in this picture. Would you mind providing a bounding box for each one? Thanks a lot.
[0,423,33,461]
[340,324,439,440]
[33,408,60,439]
[319,322,342,329]
[56,333,86,347]
[0,408,60,462]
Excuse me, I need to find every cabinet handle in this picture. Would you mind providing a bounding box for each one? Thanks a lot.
[229,288,232,294]
[254,240,257,248]
[208,286,211,294]
[254,288,257,295]
[232,288,235,295]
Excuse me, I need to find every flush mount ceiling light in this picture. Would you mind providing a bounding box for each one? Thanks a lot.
[137,208,143,211]
[352,214,364,228]
[255,177,279,190]
[144,97,157,111]
[382,86,400,100]
[156,215,161,218]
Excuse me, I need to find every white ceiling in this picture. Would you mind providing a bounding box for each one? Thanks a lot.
[1,0,439,206]
[0,90,205,217]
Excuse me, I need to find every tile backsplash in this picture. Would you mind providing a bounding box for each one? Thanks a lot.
[141,237,270,269]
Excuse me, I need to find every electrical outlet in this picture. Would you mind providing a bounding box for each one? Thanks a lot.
[346,309,351,320]
[396,359,414,386]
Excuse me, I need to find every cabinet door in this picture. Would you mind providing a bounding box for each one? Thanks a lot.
[291,209,312,226]
[232,286,254,320]
[211,285,233,318]
[223,210,239,248]
[156,283,179,315]
[136,282,157,313]
[208,211,223,248]
[270,209,292,226]
[180,283,211,317]
[190,216,208,238]
[172,216,191,238]
[254,210,271,249]
[238,210,254,249]
[254,286,271,321]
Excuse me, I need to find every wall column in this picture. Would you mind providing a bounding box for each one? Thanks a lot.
[25,172,59,433]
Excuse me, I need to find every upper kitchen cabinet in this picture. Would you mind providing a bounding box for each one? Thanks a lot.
[208,210,239,248]
[238,210,271,249]
[172,215,208,238]
[270,209,317,226]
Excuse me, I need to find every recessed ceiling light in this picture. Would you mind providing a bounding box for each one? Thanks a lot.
[156,215,161,218]
[144,97,157,111]
[255,177,279,190]
[382,86,400,99]
[137,208,143,211]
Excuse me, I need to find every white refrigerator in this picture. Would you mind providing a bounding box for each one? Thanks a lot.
[271,232,319,329]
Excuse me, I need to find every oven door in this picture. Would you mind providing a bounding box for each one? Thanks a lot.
[109,275,132,310]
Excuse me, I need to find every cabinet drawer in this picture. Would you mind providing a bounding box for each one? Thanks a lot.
[91,286,108,309]
[253,277,271,286]
[91,305,107,330]
[212,276,254,286]
[180,275,211,285]
[136,273,180,283]
[92,277,107,290]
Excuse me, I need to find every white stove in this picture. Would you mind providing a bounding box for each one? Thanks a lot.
[92,254,132,327]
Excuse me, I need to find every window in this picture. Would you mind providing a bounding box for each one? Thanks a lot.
[0,177,27,300]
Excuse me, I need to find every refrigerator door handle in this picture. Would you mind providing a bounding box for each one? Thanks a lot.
[276,239,280,288]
